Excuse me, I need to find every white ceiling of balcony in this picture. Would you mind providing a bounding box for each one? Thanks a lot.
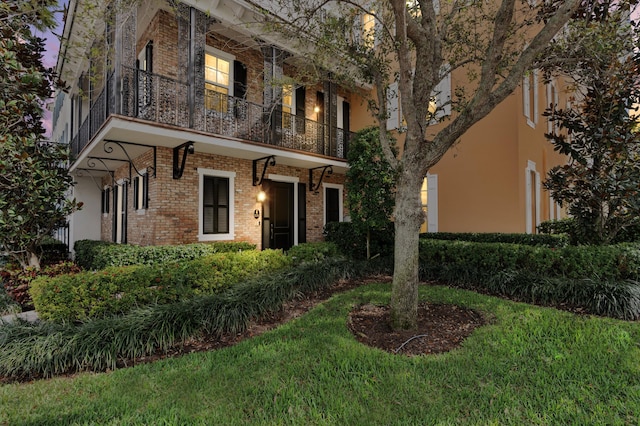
[70,116,348,177]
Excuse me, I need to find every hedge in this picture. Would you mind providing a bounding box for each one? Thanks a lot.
[323,222,394,259]
[31,249,291,322]
[74,240,256,270]
[419,239,640,282]
[419,232,569,248]
[419,239,640,319]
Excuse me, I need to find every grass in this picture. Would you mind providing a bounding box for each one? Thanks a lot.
[2,283,640,425]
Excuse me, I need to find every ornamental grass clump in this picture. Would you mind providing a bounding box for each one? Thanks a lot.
[0,258,375,380]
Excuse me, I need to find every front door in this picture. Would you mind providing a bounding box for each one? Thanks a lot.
[263,181,294,250]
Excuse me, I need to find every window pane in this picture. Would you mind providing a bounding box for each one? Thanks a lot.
[203,176,230,234]
[326,187,340,223]
[204,207,214,234]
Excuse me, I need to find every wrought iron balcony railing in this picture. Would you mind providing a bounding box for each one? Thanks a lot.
[70,66,351,161]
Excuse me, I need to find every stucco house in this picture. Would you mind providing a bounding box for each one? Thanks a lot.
[50,0,567,253]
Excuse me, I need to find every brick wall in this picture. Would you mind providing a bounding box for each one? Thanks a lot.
[101,147,346,248]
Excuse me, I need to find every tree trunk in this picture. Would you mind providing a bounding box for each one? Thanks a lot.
[28,251,41,270]
[366,228,371,259]
[390,168,424,330]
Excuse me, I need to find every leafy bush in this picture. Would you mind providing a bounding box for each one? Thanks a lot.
[539,218,640,245]
[287,242,341,265]
[31,250,291,322]
[39,240,69,265]
[0,284,20,316]
[420,240,640,281]
[74,240,256,270]
[419,239,640,319]
[0,262,81,310]
[324,222,394,260]
[73,240,114,270]
[420,232,568,248]
[0,258,385,380]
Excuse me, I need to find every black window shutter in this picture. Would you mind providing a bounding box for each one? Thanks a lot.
[142,173,149,209]
[133,178,140,210]
[295,86,306,134]
[233,60,247,99]
[233,60,247,119]
[298,183,306,244]
[145,41,153,73]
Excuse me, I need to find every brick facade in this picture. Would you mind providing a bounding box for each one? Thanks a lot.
[101,148,346,248]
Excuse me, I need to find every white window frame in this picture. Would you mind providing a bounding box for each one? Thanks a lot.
[386,81,400,130]
[431,68,451,120]
[134,169,148,213]
[546,80,559,134]
[523,69,539,128]
[204,47,235,113]
[323,183,344,226]
[198,168,235,241]
[525,160,541,234]
[115,179,126,244]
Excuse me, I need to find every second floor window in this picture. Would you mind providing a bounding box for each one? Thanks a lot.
[205,52,231,112]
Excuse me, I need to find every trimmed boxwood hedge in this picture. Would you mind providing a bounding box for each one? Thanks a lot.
[31,249,291,322]
[419,239,640,319]
[420,232,569,248]
[74,240,256,270]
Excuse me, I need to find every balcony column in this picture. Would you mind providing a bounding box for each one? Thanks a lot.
[177,6,209,131]
[112,0,137,116]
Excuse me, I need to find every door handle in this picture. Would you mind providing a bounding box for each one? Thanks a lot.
[270,223,274,240]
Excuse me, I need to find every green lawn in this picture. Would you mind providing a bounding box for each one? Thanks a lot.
[1,283,639,425]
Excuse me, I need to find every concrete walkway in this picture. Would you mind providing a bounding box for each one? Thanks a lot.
[1,310,39,324]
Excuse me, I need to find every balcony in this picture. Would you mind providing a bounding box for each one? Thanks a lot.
[70,66,351,161]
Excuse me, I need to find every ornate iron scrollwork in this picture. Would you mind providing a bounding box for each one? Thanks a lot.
[309,165,333,193]
[172,141,195,179]
[253,155,276,186]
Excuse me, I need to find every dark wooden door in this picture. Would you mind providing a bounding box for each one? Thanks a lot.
[263,181,294,250]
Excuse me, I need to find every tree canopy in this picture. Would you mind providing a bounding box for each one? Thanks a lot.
[543,11,640,245]
[263,0,583,328]
[0,0,80,269]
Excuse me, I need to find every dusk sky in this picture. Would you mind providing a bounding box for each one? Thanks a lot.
[40,3,66,138]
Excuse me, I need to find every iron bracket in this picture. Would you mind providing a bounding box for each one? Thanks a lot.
[309,165,333,193]
[172,141,195,180]
[253,155,276,186]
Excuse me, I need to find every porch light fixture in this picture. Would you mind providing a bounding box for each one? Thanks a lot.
[313,105,320,114]
[257,190,267,203]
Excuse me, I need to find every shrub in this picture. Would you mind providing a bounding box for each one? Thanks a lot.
[0,257,383,380]
[324,222,394,259]
[419,239,640,319]
[0,262,81,310]
[0,284,20,316]
[538,218,640,245]
[287,242,341,265]
[419,239,640,282]
[31,250,291,322]
[420,232,568,248]
[74,240,256,270]
[73,240,114,270]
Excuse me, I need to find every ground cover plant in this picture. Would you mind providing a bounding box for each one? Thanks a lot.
[1,283,639,424]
